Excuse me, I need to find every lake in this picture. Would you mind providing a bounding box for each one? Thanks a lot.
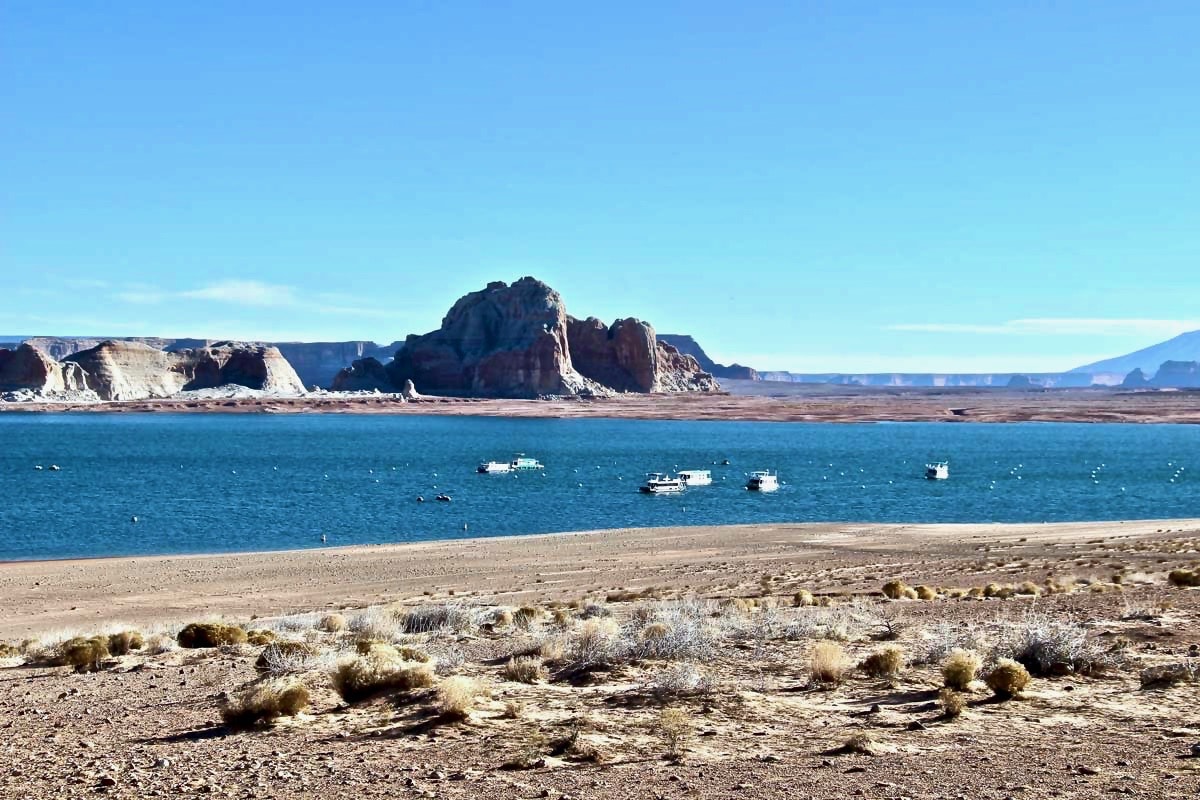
[1,413,1196,560]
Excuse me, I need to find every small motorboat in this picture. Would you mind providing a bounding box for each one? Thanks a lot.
[746,470,779,492]
[925,461,949,480]
[639,472,685,494]
[477,461,512,474]
[677,469,712,486]
[435,494,452,502]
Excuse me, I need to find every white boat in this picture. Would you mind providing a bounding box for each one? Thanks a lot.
[510,454,544,470]
[925,461,949,480]
[677,469,712,486]
[477,461,512,474]
[640,472,685,494]
[746,470,779,492]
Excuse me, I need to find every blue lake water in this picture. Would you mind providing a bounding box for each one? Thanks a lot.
[1,413,1197,561]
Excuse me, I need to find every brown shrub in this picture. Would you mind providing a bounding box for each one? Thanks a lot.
[106,631,144,656]
[984,658,1031,699]
[503,656,548,684]
[57,637,110,673]
[793,589,815,607]
[436,675,481,718]
[502,700,525,719]
[1168,569,1200,588]
[859,645,905,679]
[809,642,847,686]
[836,732,877,755]
[938,687,966,718]
[914,585,937,600]
[942,648,982,691]
[254,641,321,673]
[657,708,691,760]
[331,645,435,703]
[513,606,543,628]
[640,622,671,641]
[318,613,347,633]
[1015,581,1041,596]
[551,608,572,626]
[221,678,310,727]
[246,630,276,646]
[881,580,911,600]
[177,623,248,649]
[491,609,514,628]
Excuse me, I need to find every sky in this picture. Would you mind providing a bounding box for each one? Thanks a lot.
[3,2,1199,373]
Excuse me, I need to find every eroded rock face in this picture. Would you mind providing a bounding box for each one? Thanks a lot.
[383,278,609,399]
[331,357,395,392]
[0,343,89,394]
[373,278,716,398]
[62,340,306,400]
[657,334,759,381]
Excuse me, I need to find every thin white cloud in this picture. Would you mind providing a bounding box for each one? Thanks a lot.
[887,318,1200,336]
[109,280,391,318]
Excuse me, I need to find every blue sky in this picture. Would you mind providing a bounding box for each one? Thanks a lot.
[3,1,1198,372]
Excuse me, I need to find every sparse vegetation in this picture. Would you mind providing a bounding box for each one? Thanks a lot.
[503,655,548,684]
[177,622,248,648]
[254,641,322,675]
[657,707,691,760]
[881,580,912,600]
[436,675,481,718]
[992,615,1112,676]
[56,636,110,673]
[859,644,904,679]
[1168,568,1200,587]
[914,585,937,600]
[106,630,144,656]
[1139,661,1199,689]
[318,613,347,633]
[938,687,967,718]
[221,678,310,727]
[793,589,815,606]
[330,643,435,703]
[835,731,877,755]
[984,657,1031,699]
[809,641,847,686]
[942,648,982,690]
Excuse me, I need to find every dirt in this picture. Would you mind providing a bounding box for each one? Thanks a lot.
[3,520,1200,798]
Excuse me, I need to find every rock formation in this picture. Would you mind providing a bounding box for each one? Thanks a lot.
[0,343,89,394]
[61,341,306,400]
[657,334,759,381]
[333,277,718,398]
[1147,360,1200,388]
[568,318,718,392]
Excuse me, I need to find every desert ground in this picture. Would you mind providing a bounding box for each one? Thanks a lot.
[4,520,1200,799]
[3,385,1200,423]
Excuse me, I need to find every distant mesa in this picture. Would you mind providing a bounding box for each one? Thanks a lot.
[1,340,305,401]
[333,277,718,398]
[1071,329,1200,376]
[657,334,758,381]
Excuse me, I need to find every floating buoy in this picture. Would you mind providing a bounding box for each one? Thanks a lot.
[49,465,60,471]
[436,494,451,502]
[131,515,139,523]
[34,465,43,471]
[321,534,327,543]
[463,523,468,530]
[417,496,425,502]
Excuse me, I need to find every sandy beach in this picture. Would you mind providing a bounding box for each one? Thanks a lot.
[5,518,1199,639]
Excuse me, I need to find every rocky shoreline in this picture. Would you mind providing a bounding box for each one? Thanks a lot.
[3,385,1199,423]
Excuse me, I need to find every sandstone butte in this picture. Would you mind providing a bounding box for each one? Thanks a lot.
[332,276,719,398]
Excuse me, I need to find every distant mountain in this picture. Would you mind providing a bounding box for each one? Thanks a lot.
[753,371,1111,388]
[657,334,758,380]
[1071,330,1200,375]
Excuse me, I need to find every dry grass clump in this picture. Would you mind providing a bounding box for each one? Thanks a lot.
[490,609,514,628]
[330,643,435,703]
[1015,581,1041,596]
[881,580,913,600]
[793,589,815,607]
[0,642,20,659]
[984,658,1031,699]
[436,675,482,718]
[1168,569,1200,588]
[859,645,905,680]
[938,687,967,718]
[551,608,572,626]
[220,678,310,728]
[513,605,543,628]
[246,629,277,646]
[647,663,711,699]
[400,603,472,634]
[318,613,347,633]
[177,622,248,649]
[502,700,525,719]
[106,630,144,656]
[640,622,671,641]
[718,597,751,615]
[1139,661,1199,689]
[56,636,110,673]
[503,656,548,684]
[809,641,848,686]
[992,615,1112,676]
[942,648,982,690]
[832,731,877,755]
[254,641,321,674]
[914,585,938,600]
[657,708,691,761]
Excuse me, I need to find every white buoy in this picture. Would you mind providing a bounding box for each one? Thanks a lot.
[321,534,327,543]
[131,515,139,523]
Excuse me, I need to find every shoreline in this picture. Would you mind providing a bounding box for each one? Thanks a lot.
[2,388,1199,423]
[4,518,1199,639]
